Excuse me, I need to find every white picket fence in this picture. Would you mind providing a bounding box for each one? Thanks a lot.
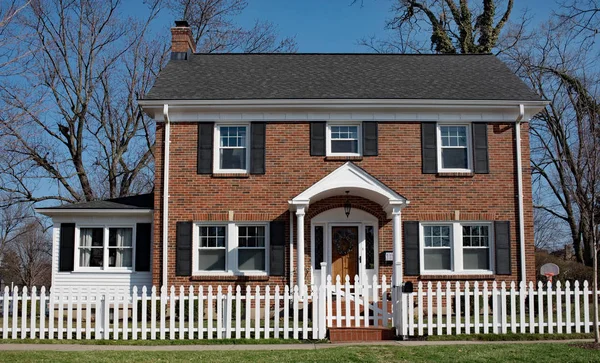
[400,280,600,337]
[2,278,598,340]
[0,275,393,340]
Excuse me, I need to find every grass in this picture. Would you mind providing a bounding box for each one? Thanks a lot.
[0,338,312,345]
[0,343,598,362]
[426,332,594,341]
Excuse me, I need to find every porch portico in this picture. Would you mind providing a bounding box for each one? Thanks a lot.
[288,162,409,288]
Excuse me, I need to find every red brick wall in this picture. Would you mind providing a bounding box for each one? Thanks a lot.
[152,121,536,288]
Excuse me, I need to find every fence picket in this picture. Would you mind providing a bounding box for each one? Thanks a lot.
[547,282,553,334]
[2,287,8,339]
[372,275,379,327]
[273,286,280,339]
[217,286,224,340]
[528,282,535,334]
[142,286,148,340]
[188,286,195,340]
[492,282,498,334]
[293,286,299,340]
[473,282,479,335]
[464,282,470,335]
[326,276,333,328]
[40,287,46,340]
[445,282,452,335]
[235,286,242,339]
[584,281,590,333]
[169,286,176,340]
[575,281,581,333]
[427,282,433,336]
[245,286,251,339]
[354,276,361,328]
[565,281,572,334]
[436,282,443,335]
[537,281,544,334]
[482,282,489,334]
[455,282,461,335]
[198,286,204,340]
[363,277,369,328]
[151,287,157,340]
[159,286,166,340]
[418,282,424,336]
[207,286,214,340]
[264,286,270,339]
[66,287,72,340]
[519,281,526,334]
[226,286,233,339]
[29,287,37,339]
[254,286,260,340]
[335,276,341,328]
[381,276,388,328]
[179,286,185,340]
[500,281,507,334]
[556,281,563,334]
[21,287,28,339]
[302,286,309,339]
[313,284,319,338]
[283,285,289,339]
[85,291,92,340]
[510,282,516,333]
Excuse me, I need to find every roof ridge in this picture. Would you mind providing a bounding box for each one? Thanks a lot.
[189,52,495,56]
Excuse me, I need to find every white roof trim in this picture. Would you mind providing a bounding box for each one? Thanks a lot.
[35,209,153,217]
[289,162,409,217]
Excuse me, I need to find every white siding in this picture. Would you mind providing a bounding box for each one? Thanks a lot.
[51,213,153,294]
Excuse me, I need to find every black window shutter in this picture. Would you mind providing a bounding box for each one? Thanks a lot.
[310,122,326,156]
[363,122,378,156]
[250,122,266,174]
[269,221,286,276]
[421,122,437,174]
[59,223,75,272]
[494,221,511,275]
[472,123,489,174]
[403,221,420,276]
[135,223,152,272]
[176,221,193,276]
[197,123,214,174]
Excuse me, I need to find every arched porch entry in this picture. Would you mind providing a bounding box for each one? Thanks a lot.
[288,162,409,289]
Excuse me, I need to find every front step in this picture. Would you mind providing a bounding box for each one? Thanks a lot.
[328,327,396,342]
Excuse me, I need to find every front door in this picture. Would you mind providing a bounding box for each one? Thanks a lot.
[331,226,359,280]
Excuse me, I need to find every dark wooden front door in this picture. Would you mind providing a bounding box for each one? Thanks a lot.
[331,226,359,280]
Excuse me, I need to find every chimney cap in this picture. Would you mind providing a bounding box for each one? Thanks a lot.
[174,20,190,27]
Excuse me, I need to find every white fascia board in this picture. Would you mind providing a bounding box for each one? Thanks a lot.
[35,208,153,217]
[139,99,549,122]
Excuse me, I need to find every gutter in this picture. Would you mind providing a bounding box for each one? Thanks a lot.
[515,104,527,284]
[162,104,171,289]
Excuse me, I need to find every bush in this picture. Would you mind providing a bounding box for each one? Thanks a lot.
[535,251,596,285]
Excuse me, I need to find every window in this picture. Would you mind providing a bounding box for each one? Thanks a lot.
[462,225,490,270]
[423,225,452,271]
[314,225,324,270]
[108,228,133,268]
[78,226,134,269]
[214,125,249,173]
[365,225,375,270]
[327,124,361,156]
[79,228,104,267]
[193,222,269,275]
[421,222,493,274]
[438,125,471,172]
[238,226,266,271]
[198,226,227,271]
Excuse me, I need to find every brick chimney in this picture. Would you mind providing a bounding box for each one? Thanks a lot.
[171,20,196,54]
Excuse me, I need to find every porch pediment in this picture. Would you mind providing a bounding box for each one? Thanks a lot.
[289,162,409,217]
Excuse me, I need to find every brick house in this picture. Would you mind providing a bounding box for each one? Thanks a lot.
[38,21,547,294]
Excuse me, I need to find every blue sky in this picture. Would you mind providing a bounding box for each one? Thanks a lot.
[125,0,558,53]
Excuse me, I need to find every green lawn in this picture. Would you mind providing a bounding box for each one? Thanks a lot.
[0,343,598,362]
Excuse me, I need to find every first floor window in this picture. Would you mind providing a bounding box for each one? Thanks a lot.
[423,225,452,271]
[108,228,133,268]
[79,228,104,267]
[421,222,493,273]
[238,226,266,271]
[462,225,490,270]
[439,125,470,171]
[198,226,227,271]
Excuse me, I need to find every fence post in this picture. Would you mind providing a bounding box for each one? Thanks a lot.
[318,283,326,339]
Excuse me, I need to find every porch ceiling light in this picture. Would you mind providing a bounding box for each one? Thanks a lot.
[344,190,351,218]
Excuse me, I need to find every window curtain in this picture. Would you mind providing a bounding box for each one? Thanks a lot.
[115,228,132,267]
[79,229,92,267]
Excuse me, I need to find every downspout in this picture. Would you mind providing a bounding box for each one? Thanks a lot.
[162,104,171,288]
[515,104,527,284]
[289,210,294,288]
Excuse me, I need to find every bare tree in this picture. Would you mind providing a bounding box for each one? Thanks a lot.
[0,0,167,205]
[357,0,518,54]
[0,219,51,289]
[165,0,297,53]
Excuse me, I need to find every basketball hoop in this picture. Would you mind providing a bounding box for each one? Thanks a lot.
[541,263,560,284]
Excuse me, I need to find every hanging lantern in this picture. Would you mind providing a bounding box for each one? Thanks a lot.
[344,190,351,218]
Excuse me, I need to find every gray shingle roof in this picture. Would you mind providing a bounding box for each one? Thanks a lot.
[42,193,153,210]
[143,53,541,101]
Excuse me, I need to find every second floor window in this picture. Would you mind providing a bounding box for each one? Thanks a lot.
[215,125,249,173]
[438,125,472,172]
[327,124,361,156]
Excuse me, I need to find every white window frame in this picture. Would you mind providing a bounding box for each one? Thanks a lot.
[213,123,250,174]
[196,224,228,273]
[436,124,473,173]
[237,224,269,274]
[326,122,362,157]
[419,221,494,275]
[74,225,136,272]
[192,221,269,276]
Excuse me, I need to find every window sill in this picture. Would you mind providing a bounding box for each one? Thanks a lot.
[419,274,496,281]
[190,275,270,282]
[67,269,135,274]
[325,156,363,161]
[211,173,250,178]
[436,172,474,178]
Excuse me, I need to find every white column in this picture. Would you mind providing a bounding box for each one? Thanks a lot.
[391,207,402,288]
[296,206,306,288]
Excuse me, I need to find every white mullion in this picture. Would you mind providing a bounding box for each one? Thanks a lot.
[453,222,462,273]
[103,226,109,270]
[229,222,237,273]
